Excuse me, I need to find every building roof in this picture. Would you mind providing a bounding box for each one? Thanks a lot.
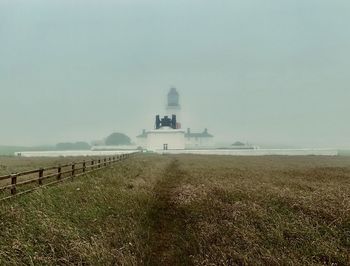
[185,128,213,138]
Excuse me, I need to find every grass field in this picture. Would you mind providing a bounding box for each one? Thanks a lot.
[0,156,82,176]
[0,154,349,265]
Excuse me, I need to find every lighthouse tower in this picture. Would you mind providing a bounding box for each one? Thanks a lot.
[166,87,182,129]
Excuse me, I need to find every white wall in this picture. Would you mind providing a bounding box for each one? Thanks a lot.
[158,149,339,156]
[147,128,185,151]
[185,136,214,149]
[15,150,139,157]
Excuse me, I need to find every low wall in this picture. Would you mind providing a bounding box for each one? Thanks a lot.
[15,150,138,157]
[15,149,339,157]
[156,149,339,156]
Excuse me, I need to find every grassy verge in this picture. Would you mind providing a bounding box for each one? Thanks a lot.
[0,155,161,265]
[0,154,349,265]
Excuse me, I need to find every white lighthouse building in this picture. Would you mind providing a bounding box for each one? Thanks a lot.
[165,88,182,129]
[147,115,185,151]
[136,88,214,151]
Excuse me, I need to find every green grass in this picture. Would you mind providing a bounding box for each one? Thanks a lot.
[0,154,350,265]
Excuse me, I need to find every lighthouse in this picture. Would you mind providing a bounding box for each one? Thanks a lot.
[166,87,181,129]
[136,87,214,151]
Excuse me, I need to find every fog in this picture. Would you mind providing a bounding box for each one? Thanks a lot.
[1,0,349,148]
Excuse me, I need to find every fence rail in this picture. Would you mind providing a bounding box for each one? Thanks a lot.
[0,153,135,201]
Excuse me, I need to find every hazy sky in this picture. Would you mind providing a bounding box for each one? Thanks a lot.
[1,0,349,148]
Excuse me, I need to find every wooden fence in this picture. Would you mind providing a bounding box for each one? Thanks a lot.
[0,153,135,201]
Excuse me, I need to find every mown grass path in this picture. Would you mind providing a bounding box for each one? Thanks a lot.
[145,159,193,265]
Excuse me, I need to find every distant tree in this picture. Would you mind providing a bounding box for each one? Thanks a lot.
[105,133,131,146]
[56,142,91,150]
[56,143,72,150]
[74,142,91,150]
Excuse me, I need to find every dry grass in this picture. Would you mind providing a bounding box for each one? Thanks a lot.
[0,154,349,265]
[0,157,78,176]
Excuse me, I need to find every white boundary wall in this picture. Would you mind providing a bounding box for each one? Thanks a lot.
[156,149,339,156]
[15,150,138,157]
[14,149,339,157]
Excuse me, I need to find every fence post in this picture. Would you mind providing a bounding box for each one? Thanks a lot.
[91,160,94,170]
[83,161,86,173]
[109,157,111,165]
[72,163,75,177]
[11,173,17,195]
[104,158,107,167]
[38,168,44,185]
[57,166,62,180]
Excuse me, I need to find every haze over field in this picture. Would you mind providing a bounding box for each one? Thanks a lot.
[0,0,349,148]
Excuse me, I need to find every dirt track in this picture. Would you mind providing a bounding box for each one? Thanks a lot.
[146,159,193,265]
